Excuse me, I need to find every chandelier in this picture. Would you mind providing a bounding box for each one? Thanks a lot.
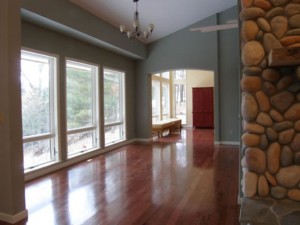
[120,0,154,40]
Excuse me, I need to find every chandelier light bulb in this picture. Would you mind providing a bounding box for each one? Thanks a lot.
[120,25,126,33]
[127,31,132,39]
[143,31,148,39]
[148,24,154,32]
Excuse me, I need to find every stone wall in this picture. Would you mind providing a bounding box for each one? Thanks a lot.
[240,0,300,202]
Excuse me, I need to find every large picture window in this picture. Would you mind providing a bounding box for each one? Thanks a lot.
[151,72,171,121]
[66,60,99,157]
[21,50,58,170]
[103,68,126,145]
[21,49,128,173]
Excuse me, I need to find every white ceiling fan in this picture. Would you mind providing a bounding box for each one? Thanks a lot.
[190,19,238,33]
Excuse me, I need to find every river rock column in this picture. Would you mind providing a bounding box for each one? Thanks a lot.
[240,0,300,202]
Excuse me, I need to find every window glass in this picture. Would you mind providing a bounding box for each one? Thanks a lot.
[162,82,170,119]
[162,71,170,79]
[104,124,123,144]
[175,84,187,124]
[67,62,93,129]
[152,80,160,122]
[174,70,186,80]
[21,52,51,136]
[104,69,122,124]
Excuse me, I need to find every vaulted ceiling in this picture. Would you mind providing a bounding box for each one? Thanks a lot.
[69,0,238,43]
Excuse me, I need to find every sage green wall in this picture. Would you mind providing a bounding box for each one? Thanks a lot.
[22,21,137,140]
[217,7,241,143]
[135,6,240,143]
[0,0,27,220]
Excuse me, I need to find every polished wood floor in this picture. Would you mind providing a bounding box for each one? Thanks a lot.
[12,128,240,225]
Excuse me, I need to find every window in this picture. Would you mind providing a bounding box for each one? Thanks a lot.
[152,80,160,122]
[151,72,171,121]
[174,70,186,80]
[21,50,58,170]
[66,60,99,157]
[103,68,126,145]
[162,82,170,119]
[162,71,170,79]
[174,84,186,124]
[173,70,187,124]
[21,49,129,173]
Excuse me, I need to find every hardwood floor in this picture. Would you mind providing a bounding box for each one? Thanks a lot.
[8,128,240,225]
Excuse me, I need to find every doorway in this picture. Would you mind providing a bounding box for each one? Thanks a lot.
[151,69,215,127]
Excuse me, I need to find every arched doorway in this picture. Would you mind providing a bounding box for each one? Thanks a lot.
[151,69,215,128]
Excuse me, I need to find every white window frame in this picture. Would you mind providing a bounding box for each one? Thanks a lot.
[151,72,171,121]
[103,68,126,146]
[21,49,59,170]
[66,59,100,157]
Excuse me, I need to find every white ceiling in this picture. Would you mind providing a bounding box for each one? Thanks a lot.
[69,0,237,43]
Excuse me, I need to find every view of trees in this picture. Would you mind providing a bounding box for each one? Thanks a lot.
[21,51,125,168]
[21,52,56,169]
[66,66,93,129]
[21,57,51,137]
[104,71,121,124]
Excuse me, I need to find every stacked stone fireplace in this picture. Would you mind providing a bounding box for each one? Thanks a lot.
[240,0,300,203]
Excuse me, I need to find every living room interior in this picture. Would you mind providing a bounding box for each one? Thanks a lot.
[2,0,241,223]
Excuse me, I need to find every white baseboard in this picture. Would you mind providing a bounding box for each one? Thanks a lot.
[214,141,240,146]
[134,138,153,143]
[182,124,193,128]
[0,209,28,224]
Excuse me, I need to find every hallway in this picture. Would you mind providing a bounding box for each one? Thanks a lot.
[12,129,240,225]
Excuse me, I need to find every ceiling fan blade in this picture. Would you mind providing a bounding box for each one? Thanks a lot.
[190,22,238,33]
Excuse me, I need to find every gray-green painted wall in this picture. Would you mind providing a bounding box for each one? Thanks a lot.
[0,0,26,217]
[135,6,240,143]
[217,7,241,143]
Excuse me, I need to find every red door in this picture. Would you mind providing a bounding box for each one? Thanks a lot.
[192,87,214,128]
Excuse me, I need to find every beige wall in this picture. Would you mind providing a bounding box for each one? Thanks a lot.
[186,70,214,126]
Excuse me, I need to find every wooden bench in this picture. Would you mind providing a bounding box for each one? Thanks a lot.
[152,118,182,137]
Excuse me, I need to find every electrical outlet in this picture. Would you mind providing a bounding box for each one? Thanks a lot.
[0,112,4,124]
